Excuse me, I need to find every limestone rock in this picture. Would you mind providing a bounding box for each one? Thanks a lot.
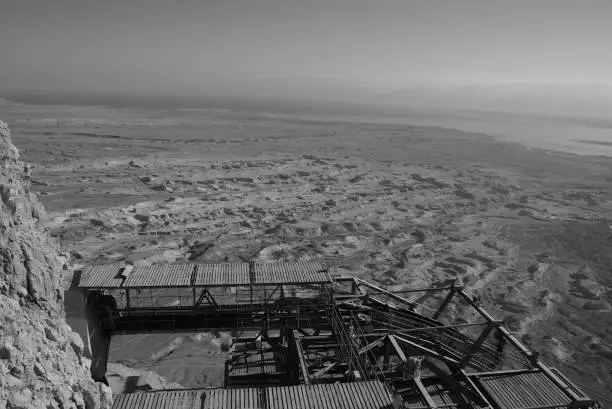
[0,121,111,409]
[8,388,32,409]
[67,330,85,356]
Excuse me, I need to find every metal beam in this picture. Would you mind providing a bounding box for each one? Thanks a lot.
[355,279,417,309]
[383,337,391,370]
[264,285,282,303]
[458,321,502,369]
[195,288,219,309]
[341,300,373,311]
[312,362,339,379]
[467,368,539,377]
[433,284,462,320]
[393,334,461,367]
[297,328,314,337]
[205,290,219,309]
[195,289,207,307]
[493,330,505,365]
[293,332,311,385]
[388,335,407,362]
[358,336,386,355]
[355,280,454,295]
[357,322,487,338]
[334,295,367,303]
[333,276,359,283]
[455,369,493,408]
[418,361,491,408]
[229,348,275,363]
[458,289,535,361]
[536,362,591,405]
[352,278,367,296]
[414,378,438,409]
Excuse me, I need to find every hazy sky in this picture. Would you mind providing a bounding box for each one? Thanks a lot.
[2,0,612,96]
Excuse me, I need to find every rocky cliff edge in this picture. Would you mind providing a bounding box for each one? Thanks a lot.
[0,120,112,409]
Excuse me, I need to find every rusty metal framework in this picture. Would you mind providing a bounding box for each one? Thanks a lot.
[77,261,601,409]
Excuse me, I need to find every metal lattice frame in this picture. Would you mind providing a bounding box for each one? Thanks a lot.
[78,262,599,409]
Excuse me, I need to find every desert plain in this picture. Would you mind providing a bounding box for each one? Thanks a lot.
[1,98,611,398]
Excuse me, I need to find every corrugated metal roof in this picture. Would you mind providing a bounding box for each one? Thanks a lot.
[401,381,460,409]
[194,263,250,286]
[402,394,427,409]
[265,380,394,409]
[426,382,459,407]
[78,264,124,288]
[204,388,261,409]
[123,264,194,288]
[112,383,393,409]
[477,371,572,409]
[112,390,203,409]
[79,260,331,288]
[253,260,330,284]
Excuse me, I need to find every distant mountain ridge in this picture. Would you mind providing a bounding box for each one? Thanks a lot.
[4,82,612,119]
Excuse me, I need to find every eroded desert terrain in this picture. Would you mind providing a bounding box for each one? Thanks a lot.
[1,99,611,398]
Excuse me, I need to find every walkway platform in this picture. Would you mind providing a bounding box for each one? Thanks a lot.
[112,381,394,409]
[76,260,600,409]
[112,389,203,409]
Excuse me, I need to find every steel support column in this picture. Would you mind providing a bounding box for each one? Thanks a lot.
[458,289,536,362]
[414,377,438,409]
[458,321,502,369]
[433,283,462,321]
[383,337,391,370]
[293,331,311,385]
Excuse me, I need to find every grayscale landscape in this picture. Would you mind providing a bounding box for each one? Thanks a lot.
[1,94,611,397]
[2,1,612,407]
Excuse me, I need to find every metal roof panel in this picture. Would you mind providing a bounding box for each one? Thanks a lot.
[203,388,261,409]
[477,370,572,409]
[112,390,203,409]
[123,264,194,288]
[253,260,329,284]
[194,263,250,286]
[78,264,124,288]
[265,380,393,409]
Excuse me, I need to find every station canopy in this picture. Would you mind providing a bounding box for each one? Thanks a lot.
[78,260,331,289]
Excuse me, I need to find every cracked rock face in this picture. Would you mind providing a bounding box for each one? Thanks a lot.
[0,121,111,409]
[0,121,64,308]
